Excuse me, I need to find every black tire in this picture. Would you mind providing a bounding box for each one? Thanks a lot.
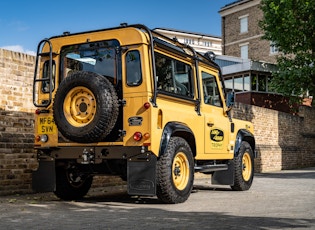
[156,137,194,204]
[231,141,254,191]
[53,71,119,143]
[54,165,93,200]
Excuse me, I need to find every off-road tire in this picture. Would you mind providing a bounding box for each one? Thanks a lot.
[53,71,119,143]
[156,137,194,204]
[54,165,93,200]
[231,141,254,191]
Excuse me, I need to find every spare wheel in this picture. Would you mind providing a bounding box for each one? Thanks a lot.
[53,71,119,143]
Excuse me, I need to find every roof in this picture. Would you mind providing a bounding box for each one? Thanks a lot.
[153,27,221,39]
[219,0,253,12]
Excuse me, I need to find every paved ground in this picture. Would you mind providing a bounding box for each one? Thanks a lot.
[1,167,315,230]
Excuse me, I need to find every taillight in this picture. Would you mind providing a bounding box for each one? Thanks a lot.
[143,132,150,140]
[35,135,41,142]
[35,134,49,143]
[133,132,142,141]
[143,102,150,109]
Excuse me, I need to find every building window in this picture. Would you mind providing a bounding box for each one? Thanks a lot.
[184,38,194,45]
[225,77,233,92]
[234,76,243,92]
[270,41,279,54]
[240,43,248,59]
[224,74,251,92]
[244,75,250,91]
[204,41,212,47]
[239,15,248,33]
[225,74,274,93]
[202,72,222,107]
[252,74,270,92]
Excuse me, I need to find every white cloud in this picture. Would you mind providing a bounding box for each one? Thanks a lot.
[1,45,36,56]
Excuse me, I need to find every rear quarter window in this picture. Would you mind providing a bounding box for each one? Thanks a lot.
[126,50,142,86]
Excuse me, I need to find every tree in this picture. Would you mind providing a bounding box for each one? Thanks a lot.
[260,0,315,105]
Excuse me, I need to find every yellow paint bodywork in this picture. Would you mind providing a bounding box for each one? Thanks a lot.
[34,25,254,161]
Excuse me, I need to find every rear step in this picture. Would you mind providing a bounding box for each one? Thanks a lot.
[194,164,228,173]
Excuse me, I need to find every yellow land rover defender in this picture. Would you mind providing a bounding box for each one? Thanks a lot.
[32,24,256,204]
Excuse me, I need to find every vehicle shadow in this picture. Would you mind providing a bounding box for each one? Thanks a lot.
[254,167,315,179]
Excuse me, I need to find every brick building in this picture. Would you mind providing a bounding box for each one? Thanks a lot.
[153,28,222,55]
[219,0,277,64]
[217,0,303,112]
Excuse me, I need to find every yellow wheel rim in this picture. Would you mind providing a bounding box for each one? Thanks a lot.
[242,152,252,181]
[63,86,96,127]
[172,152,190,190]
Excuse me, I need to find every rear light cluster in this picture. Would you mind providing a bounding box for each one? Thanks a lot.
[133,102,151,143]
[34,109,49,143]
[35,134,48,143]
[133,132,150,141]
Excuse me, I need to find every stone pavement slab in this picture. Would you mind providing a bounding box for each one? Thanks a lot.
[0,167,314,229]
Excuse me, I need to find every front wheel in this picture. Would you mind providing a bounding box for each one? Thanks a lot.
[231,141,254,191]
[54,164,93,200]
[156,137,194,204]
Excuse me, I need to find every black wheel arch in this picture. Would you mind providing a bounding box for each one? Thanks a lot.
[234,129,256,158]
[159,122,196,157]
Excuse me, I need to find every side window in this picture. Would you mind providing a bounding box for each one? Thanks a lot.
[202,72,222,107]
[41,60,55,93]
[155,52,193,98]
[126,50,142,86]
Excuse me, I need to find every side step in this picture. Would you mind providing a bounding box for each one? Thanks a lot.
[194,164,228,173]
[195,163,234,185]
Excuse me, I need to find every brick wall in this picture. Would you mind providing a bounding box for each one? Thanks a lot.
[0,49,37,195]
[0,49,314,195]
[232,103,315,172]
[0,49,35,112]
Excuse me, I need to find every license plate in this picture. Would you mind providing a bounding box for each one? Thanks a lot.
[37,116,57,134]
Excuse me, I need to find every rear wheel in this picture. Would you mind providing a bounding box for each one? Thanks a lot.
[54,164,93,200]
[156,137,194,204]
[231,141,254,191]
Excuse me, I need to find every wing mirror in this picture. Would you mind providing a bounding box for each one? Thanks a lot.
[226,92,235,109]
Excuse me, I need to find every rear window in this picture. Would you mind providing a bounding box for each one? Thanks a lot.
[60,40,121,85]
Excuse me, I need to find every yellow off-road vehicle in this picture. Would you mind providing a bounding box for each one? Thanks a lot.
[32,24,256,203]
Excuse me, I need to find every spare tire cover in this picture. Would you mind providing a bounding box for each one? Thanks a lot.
[53,71,119,143]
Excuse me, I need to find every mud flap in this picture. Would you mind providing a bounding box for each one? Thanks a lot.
[211,161,234,185]
[32,159,56,192]
[127,154,156,196]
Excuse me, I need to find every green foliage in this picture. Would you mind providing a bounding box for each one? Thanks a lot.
[260,0,315,104]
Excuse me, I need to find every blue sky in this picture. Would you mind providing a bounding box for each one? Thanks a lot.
[0,0,234,55]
